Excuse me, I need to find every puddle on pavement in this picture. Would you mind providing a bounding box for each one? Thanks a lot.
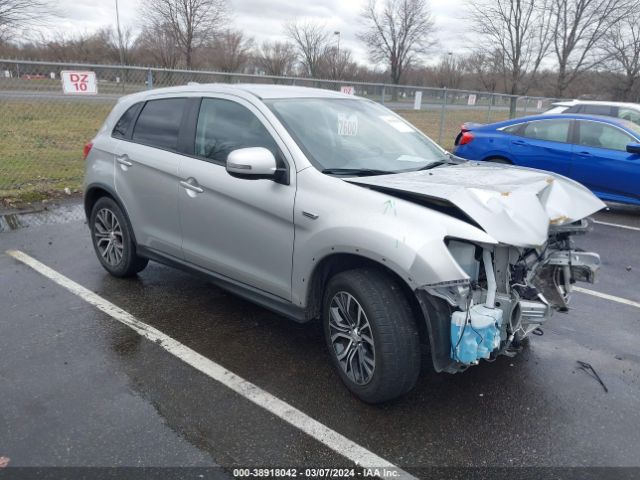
[0,202,85,232]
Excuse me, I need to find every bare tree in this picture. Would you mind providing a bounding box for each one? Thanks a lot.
[0,0,53,42]
[207,29,253,72]
[256,40,297,77]
[141,0,228,68]
[551,0,631,97]
[469,0,553,116]
[318,46,357,80]
[134,23,181,69]
[285,20,330,77]
[605,8,640,101]
[358,0,436,91]
[433,54,464,89]
[465,50,504,92]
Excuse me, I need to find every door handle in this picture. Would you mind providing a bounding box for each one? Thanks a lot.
[180,179,204,193]
[116,154,132,167]
[576,151,592,157]
[511,140,528,146]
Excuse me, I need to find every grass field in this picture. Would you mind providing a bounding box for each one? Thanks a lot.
[0,101,113,204]
[0,99,510,205]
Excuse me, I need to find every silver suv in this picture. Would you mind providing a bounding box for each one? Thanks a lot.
[84,85,603,403]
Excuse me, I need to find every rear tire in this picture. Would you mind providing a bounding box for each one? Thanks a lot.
[485,157,512,164]
[322,268,421,403]
[90,196,148,277]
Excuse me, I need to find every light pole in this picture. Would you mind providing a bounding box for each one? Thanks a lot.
[115,0,126,92]
[333,31,341,80]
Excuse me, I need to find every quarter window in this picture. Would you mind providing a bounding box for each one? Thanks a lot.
[195,98,278,163]
[112,103,142,139]
[577,121,633,151]
[521,120,570,143]
[580,105,614,116]
[132,98,187,151]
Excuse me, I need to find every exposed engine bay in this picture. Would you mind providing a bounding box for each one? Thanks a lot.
[424,219,600,368]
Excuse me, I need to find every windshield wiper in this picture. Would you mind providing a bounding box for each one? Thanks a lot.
[321,168,392,176]
[417,160,447,171]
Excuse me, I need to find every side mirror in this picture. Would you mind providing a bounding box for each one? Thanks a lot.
[226,147,277,178]
[626,142,640,155]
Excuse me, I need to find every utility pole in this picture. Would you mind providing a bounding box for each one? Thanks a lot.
[334,31,341,80]
[115,0,126,92]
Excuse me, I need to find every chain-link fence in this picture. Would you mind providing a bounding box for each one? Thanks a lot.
[0,59,558,206]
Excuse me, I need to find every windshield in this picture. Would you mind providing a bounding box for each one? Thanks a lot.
[266,98,448,174]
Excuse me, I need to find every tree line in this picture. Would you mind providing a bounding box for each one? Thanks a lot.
[1,0,639,102]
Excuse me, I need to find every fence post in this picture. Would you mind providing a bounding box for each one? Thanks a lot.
[147,69,153,90]
[381,86,386,105]
[486,93,493,122]
[438,87,447,146]
[523,97,529,115]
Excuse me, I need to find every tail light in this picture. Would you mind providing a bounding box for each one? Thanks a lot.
[83,142,93,159]
[458,131,474,145]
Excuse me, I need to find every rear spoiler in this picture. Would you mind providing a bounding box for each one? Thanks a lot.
[460,122,484,132]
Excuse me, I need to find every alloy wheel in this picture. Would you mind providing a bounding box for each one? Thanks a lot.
[328,291,376,385]
[94,208,124,266]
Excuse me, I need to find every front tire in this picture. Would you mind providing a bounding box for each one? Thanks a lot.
[90,196,148,277]
[322,268,421,403]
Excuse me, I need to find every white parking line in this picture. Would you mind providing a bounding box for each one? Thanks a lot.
[6,249,416,480]
[593,220,640,232]
[574,286,640,309]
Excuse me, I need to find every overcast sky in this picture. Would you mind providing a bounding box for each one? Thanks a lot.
[46,0,465,67]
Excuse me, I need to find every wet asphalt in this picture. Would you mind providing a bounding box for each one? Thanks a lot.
[1,203,639,475]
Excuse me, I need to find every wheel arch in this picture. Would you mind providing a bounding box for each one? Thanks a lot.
[482,154,513,164]
[84,183,138,245]
[305,253,430,352]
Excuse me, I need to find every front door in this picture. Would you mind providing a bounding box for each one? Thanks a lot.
[571,120,640,203]
[178,96,296,300]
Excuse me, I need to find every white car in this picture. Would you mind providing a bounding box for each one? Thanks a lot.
[546,100,640,124]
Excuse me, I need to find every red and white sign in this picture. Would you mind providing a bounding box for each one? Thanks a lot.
[61,70,97,95]
[467,94,477,106]
[340,85,355,95]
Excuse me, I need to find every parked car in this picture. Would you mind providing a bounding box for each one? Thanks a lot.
[84,85,603,403]
[454,113,640,206]
[545,99,640,125]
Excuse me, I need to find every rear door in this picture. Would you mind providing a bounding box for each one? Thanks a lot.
[177,96,296,300]
[114,97,189,258]
[571,120,640,202]
[507,119,573,175]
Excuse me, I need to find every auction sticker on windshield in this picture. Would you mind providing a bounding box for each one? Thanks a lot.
[61,70,97,95]
[338,113,358,136]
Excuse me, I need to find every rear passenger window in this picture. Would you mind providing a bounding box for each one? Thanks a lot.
[195,98,279,163]
[618,108,640,125]
[112,103,141,139]
[132,98,187,151]
[521,120,570,143]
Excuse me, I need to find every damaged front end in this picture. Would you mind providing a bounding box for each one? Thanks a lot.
[420,219,600,372]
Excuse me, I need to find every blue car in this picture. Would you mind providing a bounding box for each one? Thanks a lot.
[453,113,640,205]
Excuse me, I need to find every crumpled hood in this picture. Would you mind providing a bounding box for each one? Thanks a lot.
[348,162,605,247]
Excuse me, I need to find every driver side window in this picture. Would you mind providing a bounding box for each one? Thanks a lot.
[195,98,279,163]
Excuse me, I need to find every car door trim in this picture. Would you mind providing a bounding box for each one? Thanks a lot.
[136,245,306,322]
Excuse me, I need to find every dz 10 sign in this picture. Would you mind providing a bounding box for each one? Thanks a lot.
[61,70,97,95]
